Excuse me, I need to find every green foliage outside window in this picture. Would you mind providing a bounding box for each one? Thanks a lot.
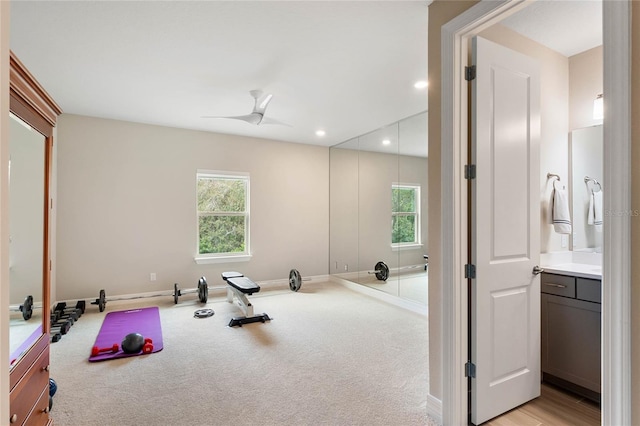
[197,175,248,255]
[392,186,418,244]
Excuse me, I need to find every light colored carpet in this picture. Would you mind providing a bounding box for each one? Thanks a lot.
[49,281,431,425]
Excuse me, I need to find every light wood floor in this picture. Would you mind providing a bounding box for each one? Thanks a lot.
[483,383,601,426]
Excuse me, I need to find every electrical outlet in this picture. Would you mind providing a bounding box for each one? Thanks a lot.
[561,234,568,248]
[150,273,156,281]
[344,264,348,272]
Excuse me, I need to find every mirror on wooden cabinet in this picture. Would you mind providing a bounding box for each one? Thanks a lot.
[8,112,47,368]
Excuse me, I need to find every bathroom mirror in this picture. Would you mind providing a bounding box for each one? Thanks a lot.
[8,113,47,366]
[329,112,428,305]
[570,124,603,252]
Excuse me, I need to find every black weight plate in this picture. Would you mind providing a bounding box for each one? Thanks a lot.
[198,279,208,303]
[194,308,214,318]
[174,283,180,304]
[98,289,106,312]
[21,295,34,320]
[289,269,302,292]
[374,261,389,281]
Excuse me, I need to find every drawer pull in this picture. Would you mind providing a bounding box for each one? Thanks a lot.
[43,406,50,414]
[10,414,18,423]
[41,365,50,372]
[545,283,567,289]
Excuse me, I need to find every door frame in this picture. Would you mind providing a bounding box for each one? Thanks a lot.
[440,1,631,425]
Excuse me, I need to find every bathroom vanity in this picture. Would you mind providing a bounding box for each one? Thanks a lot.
[541,265,601,403]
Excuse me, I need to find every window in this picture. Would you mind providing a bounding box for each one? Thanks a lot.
[196,171,250,262]
[392,184,420,246]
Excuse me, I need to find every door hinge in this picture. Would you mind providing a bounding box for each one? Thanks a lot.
[465,264,476,279]
[465,361,476,378]
[465,65,476,81]
[465,164,476,179]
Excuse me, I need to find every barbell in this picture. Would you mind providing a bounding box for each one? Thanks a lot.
[91,277,209,312]
[10,295,42,321]
[367,261,390,281]
[288,269,313,292]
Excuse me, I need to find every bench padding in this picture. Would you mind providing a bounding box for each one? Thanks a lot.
[226,276,260,295]
[221,271,244,281]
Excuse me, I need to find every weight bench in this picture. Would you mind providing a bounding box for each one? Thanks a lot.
[222,272,271,327]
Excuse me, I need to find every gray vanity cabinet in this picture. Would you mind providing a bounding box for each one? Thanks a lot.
[541,273,601,403]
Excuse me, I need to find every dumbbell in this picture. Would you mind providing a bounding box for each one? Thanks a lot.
[57,300,87,315]
[91,343,119,356]
[54,302,82,319]
[51,310,78,325]
[142,338,154,354]
[57,309,80,322]
[50,332,62,343]
[51,320,72,336]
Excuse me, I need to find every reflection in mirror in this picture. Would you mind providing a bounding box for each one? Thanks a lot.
[9,113,46,366]
[329,112,428,305]
[571,125,603,252]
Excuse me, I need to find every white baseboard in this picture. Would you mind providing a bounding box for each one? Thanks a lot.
[55,274,332,309]
[426,393,443,425]
[330,276,428,316]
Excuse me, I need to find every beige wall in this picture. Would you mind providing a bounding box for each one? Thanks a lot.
[569,46,603,131]
[1,0,10,418]
[55,114,329,301]
[632,4,639,425]
[427,0,479,403]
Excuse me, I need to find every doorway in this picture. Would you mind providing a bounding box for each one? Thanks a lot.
[439,1,631,425]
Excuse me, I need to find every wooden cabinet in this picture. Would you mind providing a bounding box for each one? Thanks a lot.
[7,51,61,426]
[541,273,601,403]
[9,339,50,425]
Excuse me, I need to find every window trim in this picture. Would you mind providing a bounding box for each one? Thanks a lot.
[195,170,250,262]
[391,183,421,248]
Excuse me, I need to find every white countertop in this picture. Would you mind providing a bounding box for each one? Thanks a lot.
[541,263,602,280]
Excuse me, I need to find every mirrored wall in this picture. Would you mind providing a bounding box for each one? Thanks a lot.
[329,112,428,305]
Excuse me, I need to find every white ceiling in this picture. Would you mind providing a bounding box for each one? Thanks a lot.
[501,0,602,57]
[9,1,601,158]
[9,1,428,149]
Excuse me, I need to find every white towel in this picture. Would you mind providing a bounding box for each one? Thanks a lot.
[588,190,603,232]
[552,187,572,234]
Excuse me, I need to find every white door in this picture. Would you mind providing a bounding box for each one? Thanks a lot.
[470,36,541,425]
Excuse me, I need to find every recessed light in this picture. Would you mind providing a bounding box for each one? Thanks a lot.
[316,130,326,137]
[382,139,391,145]
[414,80,428,89]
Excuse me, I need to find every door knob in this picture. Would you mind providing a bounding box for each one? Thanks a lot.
[532,265,544,275]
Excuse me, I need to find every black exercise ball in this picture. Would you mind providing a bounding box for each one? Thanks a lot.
[121,332,145,354]
[49,378,57,397]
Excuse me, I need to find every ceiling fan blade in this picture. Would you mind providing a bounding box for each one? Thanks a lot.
[259,116,292,127]
[201,113,262,125]
[258,94,273,110]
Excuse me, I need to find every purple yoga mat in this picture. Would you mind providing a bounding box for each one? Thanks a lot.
[89,306,163,362]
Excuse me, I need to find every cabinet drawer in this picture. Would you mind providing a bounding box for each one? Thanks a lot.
[22,386,50,426]
[9,347,49,425]
[577,278,602,304]
[541,273,576,298]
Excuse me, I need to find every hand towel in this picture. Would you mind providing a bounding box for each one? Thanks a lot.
[588,190,603,232]
[552,187,572,234]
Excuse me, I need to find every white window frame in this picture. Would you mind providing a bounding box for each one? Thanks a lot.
[391,183,422,250]
[194,170,251,264]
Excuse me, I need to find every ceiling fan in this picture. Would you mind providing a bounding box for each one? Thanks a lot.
[202,90,291,126]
